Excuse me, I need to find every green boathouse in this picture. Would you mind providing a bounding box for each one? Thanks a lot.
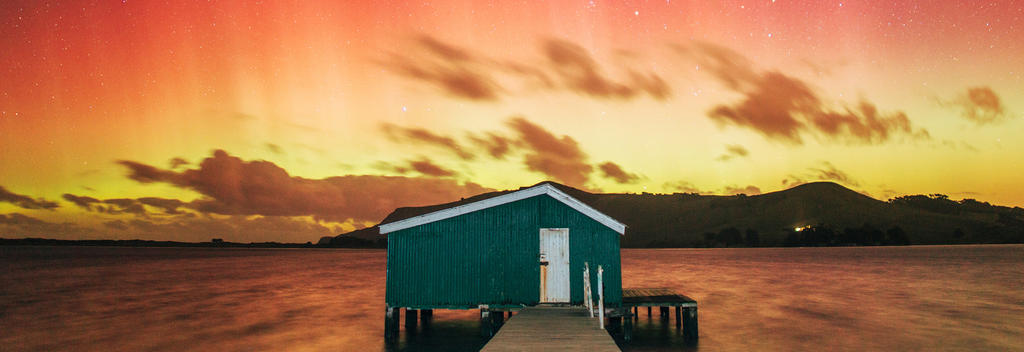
[380,182,626,337]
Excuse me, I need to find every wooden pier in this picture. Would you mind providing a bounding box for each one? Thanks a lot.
[621,287,698,342]
[481,306,620,352]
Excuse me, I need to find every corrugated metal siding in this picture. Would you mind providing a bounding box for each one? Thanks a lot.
[386,194,623,309]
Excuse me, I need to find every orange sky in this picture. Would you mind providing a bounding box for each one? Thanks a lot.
[1,1,1022,242]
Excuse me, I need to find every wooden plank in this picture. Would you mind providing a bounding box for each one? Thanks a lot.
[622,287,697,306]
[482,306,620,352]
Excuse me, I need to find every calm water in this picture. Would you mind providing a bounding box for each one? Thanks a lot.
[1,245,1021,351]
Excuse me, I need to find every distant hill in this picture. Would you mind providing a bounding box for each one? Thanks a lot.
[324,181,1024,248]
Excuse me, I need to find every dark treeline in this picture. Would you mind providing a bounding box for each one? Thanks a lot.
[688,223,912,248]
[889,194,1024,218]
[782,224,911,247]
[319,236,387,248]
[0,237,319,248]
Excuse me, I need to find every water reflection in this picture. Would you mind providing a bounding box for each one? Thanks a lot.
[386,316,487,352]
[2,245,1022,351]
[610,308,698,351]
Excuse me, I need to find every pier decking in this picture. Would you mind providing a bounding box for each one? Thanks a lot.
[481,306,620,352]
[622,287,698,342]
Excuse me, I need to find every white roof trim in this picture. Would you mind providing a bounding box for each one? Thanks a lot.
[378,184,626,235]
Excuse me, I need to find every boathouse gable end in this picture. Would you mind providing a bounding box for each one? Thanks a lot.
[384,189,623,310]
[379,184,626,235]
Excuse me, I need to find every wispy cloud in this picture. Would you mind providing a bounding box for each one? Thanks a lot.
[380,123,475,160]
[782,161,859,187]
[716,144,750,161]
[946,86,1012,125]
[0,186,59,210]
[118,150,490,223]
[597,162,642,184]
[676,41,929,144]
[383,35,671,102]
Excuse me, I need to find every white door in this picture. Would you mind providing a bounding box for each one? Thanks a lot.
[539,228,570,303]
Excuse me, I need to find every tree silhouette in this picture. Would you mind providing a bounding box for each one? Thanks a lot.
[744,229,760,247]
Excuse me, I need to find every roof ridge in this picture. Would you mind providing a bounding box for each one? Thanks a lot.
[378,183,626,235]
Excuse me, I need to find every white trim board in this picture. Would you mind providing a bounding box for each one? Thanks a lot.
[378,184,626,235]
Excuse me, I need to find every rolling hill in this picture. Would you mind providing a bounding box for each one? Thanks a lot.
[323,181,1024,248]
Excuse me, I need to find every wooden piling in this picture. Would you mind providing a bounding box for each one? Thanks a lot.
[683,307,698,341]
[385,306,400,341]
[480,308,494,337]
[608,316,621,334]
[623,313,633,342]
[622,288,699,343]
[405,308,418,329]
[491,309,505,330]
[421,309,433,324]
[675,306,682,328]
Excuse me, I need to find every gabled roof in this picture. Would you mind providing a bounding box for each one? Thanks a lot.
[378,183,627,235]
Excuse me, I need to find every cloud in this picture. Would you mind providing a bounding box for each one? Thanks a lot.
[406,158,456,177]
[0,212,339,243]
[662,181,760,195]
[384,35,670,102]
[723,185,762,195]
[677,41,928,144]
[168,157,190,169]
[0,213,94,238]
[0,186,59,210]
[99,198,148,215]
[62,193,185,216]
[468,132,516,159]
[381,123,475,160]
[716,144,750,161]
[386,35,500,101]
[543,39,670,100]
[376,157,457,177]
[950,87,1010,124]
[0,213,47,226]
[663,181,703,194]
[112,216,343,243]
[136,197,187,215]
[62,194,101,209]
[118,150,491,223]
[506,117,593,188]
[265,143,284,155]
[380,116,644,189]
[597,162,641,184]
[782,161,859,187]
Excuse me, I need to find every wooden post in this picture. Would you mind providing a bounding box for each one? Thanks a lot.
[683,307,699,341]
[480,307,493,337]
[420,309,432,330]
[385,306,399,341]
[660,306,669,318]
[584,262,593,317]
[609,316,621,333]
[597,265,604,330]
[623,312,633,342]
[675,306,682,328]
[633,306,638,318]
[647,306,651,317]
[491,309,504,331]
[405,309,418,329]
